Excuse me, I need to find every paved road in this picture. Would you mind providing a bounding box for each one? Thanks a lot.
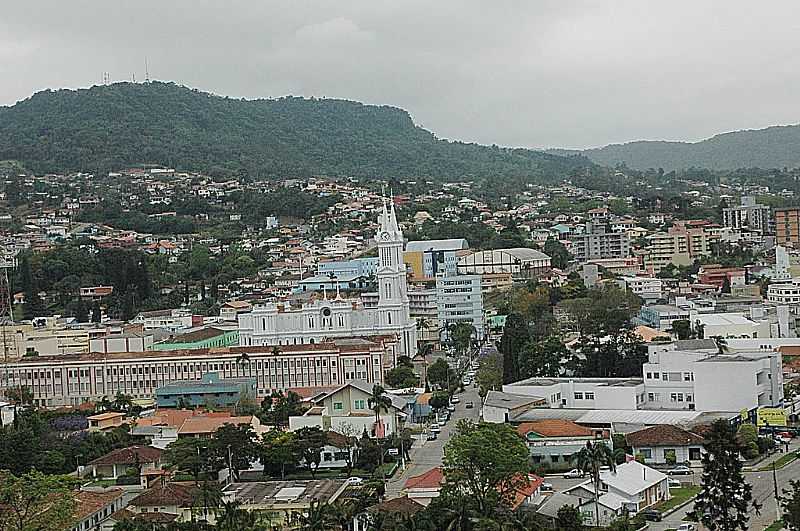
[649,442,800,531]
[385,385,481,498]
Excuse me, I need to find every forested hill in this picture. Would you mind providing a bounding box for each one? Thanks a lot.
[0,81,588,181]
[550,124,800,171]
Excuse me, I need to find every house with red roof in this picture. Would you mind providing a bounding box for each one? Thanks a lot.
[403,467,444,506]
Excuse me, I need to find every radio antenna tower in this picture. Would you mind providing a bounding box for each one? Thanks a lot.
[144,58,150,83]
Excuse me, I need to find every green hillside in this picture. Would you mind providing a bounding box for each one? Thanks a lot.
[554,124,800,171]
[0,82,588,181]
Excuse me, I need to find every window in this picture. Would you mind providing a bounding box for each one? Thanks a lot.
[648,393,655,401]
[333,402,343,411]
[653,372,660,379]
[354,399,366,410]
[585,392,595,400]
[574,392,584,400]
[662,373,669,380]
[646,372,652,379]
[686,394,693,402]
[641,449,652,459]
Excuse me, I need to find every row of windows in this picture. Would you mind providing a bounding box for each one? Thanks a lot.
[573,392,595,400]
[645,371,694,382]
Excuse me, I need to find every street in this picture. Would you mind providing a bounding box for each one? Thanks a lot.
[385,383,482,498]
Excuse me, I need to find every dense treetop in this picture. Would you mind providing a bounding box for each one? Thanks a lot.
[0,81,589,181]
[552,123,800,171]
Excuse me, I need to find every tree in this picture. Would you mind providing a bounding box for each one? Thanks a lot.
[3,386,33,406]
[691,419,760,530]
[259,390,304,428]
[385,364,419,389]
[672,319,693,340]
[574,441,616,528]
[429,391,450,410]
[555,504,584,531]
[0,470,78,531]
[90,301,102,323]
[295,427,327,479]
[544,237,572,269]
[499,313,530,384]
[735,423,759,459]
[426,359,451,389]
[259,430,298,480]
[112,392,133,413]
[442,420,530,516]
[211,423,258,481]
[518,336,571,378]
[783,480,800,530]
[475,352,503,398]
[163,437,211,480]
[368,384,393,438]
[448,322,475,356]
[72,298,89,323]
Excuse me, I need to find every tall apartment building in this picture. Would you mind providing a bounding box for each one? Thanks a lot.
[643,221,711,274]
[436,274,484,341]
[404,238,469,280]
[0,339,392,407]
[723,196,772,234]
[570,223,630,263]
[775,207,800,246]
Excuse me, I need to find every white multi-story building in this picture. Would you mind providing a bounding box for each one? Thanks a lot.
[723,196,771,235]
[0,339,392,407]
[768,278,800,304]
[457,248,551,279]
[436,274,484,341]
[621,276,663,300]
[643,346,783,411]
[238,200,417,358]
[502,344,784,414]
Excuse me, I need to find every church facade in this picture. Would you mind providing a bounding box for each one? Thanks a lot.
[238,200,418,359]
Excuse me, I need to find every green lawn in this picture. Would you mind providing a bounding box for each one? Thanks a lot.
[652,486,701,513]
[758,452,798,471]
[765,520,784,531]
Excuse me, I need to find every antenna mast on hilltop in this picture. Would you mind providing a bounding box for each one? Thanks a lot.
[144,58,150,83]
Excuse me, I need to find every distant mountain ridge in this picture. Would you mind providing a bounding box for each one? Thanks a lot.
[0,81,588,181]
[549,124,800,171]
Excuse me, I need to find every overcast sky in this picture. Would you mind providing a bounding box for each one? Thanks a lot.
[2,1,799,149]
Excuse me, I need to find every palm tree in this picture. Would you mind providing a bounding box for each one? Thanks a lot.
[112,391,133,412]
[236,351,252,377]
[292,500,332,531]
[271,345,281,356]
[368,384,392,438]
[97,396,113,413]
[418,342,434,391]
[574,440,616,527]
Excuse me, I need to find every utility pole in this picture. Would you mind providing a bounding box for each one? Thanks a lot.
[773,459,781,523]
[0,266,13,399]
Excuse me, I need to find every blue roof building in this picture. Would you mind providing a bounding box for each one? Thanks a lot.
[155,372,257,409]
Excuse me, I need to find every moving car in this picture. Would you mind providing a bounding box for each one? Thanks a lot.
[563,469,584,479]
[426,432,437,441]
[540,482,554,492]
[639,509,662,522]
[465,401,474,409]
[668,465,692,475]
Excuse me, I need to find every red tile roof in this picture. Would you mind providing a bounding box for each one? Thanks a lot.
[73,489,124,521]
[130,482,197,508]
[89,446,162,466]
[625,425,705,447]
[507,474,545,510]
[517,420,593,438]
[367,496,425,516]
[405,467,444,490]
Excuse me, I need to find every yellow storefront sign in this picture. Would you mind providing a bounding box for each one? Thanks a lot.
[756,407,787,427]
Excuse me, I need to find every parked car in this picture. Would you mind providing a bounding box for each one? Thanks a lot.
[451,396,460,404]
[676,524,695,531]
[430,423,441,433]
[540,482,554,492]
[778,431,794,439]
[447,405,456,412]
[426,432,438,441]
[668,465,692,475]
[668,478,682,489]
[563,469,584,479]
[639,509,662,522]
[776,434,792,444]
[347,477,364,485]
[465,401,474,409]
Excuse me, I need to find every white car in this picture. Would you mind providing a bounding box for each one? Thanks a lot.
[451,396,460,404]
[447,405,456,412]
[563,469,584,479]
[676,524,695,531]
[347,477,364,485]
[430,423,441,433]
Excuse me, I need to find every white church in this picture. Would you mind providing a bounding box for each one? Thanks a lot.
[237,199,418,358]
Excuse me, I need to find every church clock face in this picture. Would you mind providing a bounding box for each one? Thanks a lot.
[380,231,391,241]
